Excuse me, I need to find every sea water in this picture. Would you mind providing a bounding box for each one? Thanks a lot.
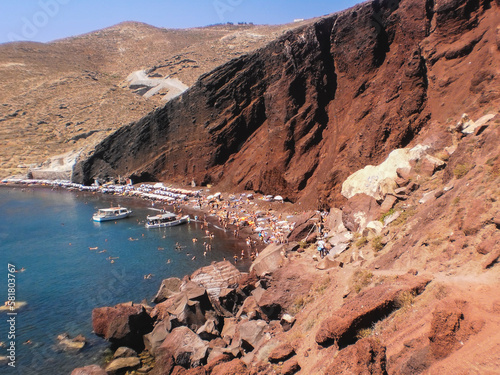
[0,187,249,374]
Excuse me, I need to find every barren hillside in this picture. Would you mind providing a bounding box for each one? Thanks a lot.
[0,20,310,178]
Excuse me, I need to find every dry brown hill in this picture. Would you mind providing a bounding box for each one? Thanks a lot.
[0,20,311,178]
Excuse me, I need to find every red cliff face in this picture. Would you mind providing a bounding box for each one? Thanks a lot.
[73,0,500,209]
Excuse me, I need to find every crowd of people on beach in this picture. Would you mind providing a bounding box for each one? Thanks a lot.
[3,178,301,265]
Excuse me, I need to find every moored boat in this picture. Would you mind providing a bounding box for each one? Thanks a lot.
[92,207,132,222]
[145,212,190,228]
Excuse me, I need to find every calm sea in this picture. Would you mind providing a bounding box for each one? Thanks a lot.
[0,187,249,375]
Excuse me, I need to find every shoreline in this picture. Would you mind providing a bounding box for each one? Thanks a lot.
[0,181,300,282]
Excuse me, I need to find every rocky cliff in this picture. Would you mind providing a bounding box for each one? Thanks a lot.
[73,0,500,209]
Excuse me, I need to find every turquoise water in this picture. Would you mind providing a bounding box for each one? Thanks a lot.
[0,187,248,374]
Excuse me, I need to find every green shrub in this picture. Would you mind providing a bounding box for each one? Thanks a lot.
[453,163,473,179]
[355,236,368,247]
[372,236,384,252]
[351,269,373,293]
[379,208,395,223]
[356,328,373,340]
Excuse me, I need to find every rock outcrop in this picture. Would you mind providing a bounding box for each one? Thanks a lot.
[92,303,154,350]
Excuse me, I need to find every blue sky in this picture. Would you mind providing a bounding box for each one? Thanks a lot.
[0,0,361,44]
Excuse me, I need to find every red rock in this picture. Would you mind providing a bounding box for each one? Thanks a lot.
[150,354,175,375]
[420,155,446,177]
[268,343,295,363]
[287,212,317,242]
[154,277,183,303]
[476,237,499,255]
[236,296,263,320]
[204,354,233,373]
[74,0,498,212]
[91,303,153,350]
[380,195,398,213]
[190,261,242,299]
[324,338,387,375]
[211,359,249,375]
[183,366,207,375]
[395,177,409,187]
[157,326,209,368]
[71,365,107,375]
[341,194,381,232]
[316,276,430,347]
[428,302,464,359]
[281,359,301,375]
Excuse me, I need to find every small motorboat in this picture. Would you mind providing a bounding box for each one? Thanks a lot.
[92,207,132,222]
[145,212,190,228]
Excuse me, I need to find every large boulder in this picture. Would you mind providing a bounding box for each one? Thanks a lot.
[235,296,263,320]
[153,277,183,303]
[236,320,268,351]
[249,243,285,277]
[151,286,211,331]
[105,357,141,375]
[281,359,301,375]
[341,194,381,233]
[157,326,209,368]
[92,303,154,350]
[143,320,171,356]
[191,261,242,299]
[196,316,221,340]
[341,145,429,201]
[221,318,238,345]
[113,347,137,359]
[268,343,295,363]
[324,208,347,234]
[287,211,317,242]
[71,365,107,375]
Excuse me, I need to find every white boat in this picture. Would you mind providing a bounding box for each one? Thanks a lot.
[92,207,132,222]
[145,212,190,228]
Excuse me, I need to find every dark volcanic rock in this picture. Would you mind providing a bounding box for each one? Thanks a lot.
[92,303,154,350]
